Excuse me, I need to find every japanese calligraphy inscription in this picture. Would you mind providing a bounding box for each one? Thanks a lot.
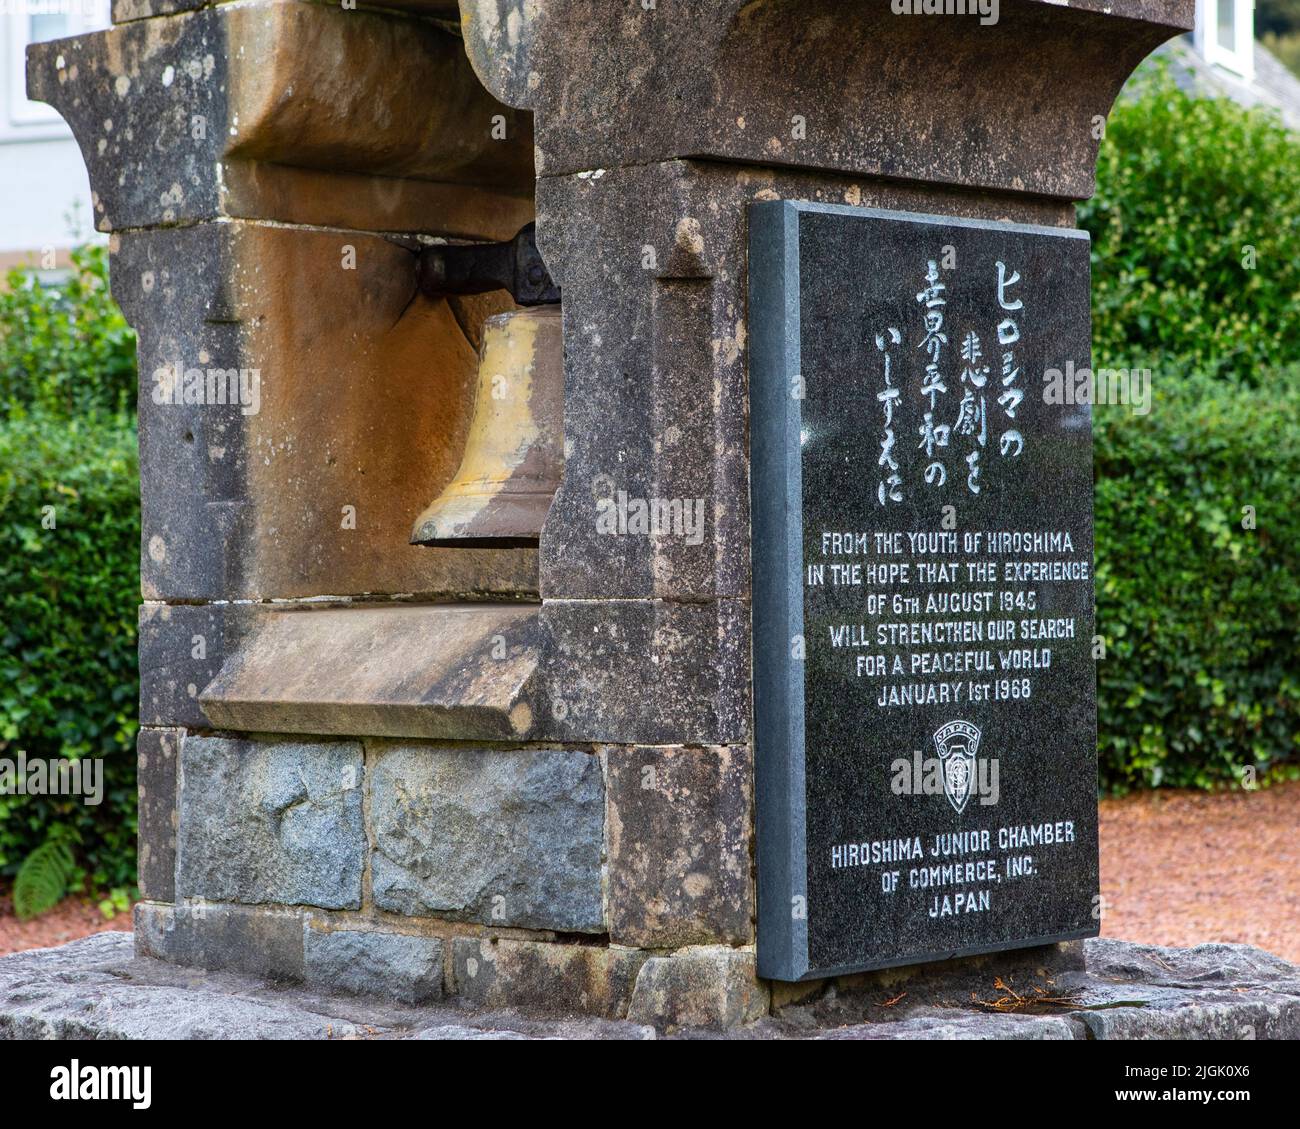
[749,202,1100,981]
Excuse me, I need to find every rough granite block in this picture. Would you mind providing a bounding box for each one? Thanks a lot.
[177,736,365,910]
[628,947,769,1031]
[370,744,604,932]
[303,926,443,1005]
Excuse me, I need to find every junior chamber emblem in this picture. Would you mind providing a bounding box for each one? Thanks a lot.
[932,720,982,814]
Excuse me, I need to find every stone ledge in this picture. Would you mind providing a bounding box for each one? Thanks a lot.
[0,934,1295,1040]
[199,604,541,740]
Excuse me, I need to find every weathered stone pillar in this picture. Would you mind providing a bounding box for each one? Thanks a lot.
[457,0,1191,1022]
[29,0,1191,1029]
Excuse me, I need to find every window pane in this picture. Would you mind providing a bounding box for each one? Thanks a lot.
[1217,0,1236,53]
[30,14,71,45]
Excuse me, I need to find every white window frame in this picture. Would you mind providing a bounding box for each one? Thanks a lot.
[2,2,110,141]
[1196,0,1255,82]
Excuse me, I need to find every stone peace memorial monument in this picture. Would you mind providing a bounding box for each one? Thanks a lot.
[7,0,1300,1038]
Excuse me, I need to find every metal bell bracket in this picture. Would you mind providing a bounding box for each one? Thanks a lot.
[417,222,560,307]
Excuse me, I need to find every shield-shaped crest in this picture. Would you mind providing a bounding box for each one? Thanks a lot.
[932,720,981,814]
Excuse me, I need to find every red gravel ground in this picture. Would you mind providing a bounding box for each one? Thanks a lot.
[0,885,131,958]
[1099,779,1300,964]
[0,783,1295,964]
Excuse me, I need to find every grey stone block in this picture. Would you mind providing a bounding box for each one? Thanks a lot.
[303,927,444,1005]
[177,736,365,910]
[606,745,753,947]
[370,744,603,932]
[538,598,749,745]
[628,947,769,1031]
[450,937,649,1019]
[139,602,260,728]
[134,901,305,982]
[137,727,181,901]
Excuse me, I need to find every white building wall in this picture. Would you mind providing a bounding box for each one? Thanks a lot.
[0,2,110,262]
[0,134,97,255]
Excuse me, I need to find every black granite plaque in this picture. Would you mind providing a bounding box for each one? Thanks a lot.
[750,201,1099,981]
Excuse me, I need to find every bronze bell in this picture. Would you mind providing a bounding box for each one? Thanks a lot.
[411,305,563,548]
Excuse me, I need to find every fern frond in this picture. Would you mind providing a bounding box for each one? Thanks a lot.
[13,841,75,921]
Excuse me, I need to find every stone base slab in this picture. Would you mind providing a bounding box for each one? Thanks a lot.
[0,933,1296,1040]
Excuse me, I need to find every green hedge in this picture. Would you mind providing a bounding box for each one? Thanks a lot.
[1258,0,1300,37]
[1085,71,1300,790]
[0,412,139,891]
[1094,367,1300,790]
[0,246,136,418]
[0,245,139,901]
[1081,68,1300,381]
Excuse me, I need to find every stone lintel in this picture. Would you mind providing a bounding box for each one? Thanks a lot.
[199,604,541,740]
[460,0,1191,199]
[28,1,534,237]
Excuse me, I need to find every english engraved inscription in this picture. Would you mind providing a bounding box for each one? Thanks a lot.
[750,202,1100,981]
